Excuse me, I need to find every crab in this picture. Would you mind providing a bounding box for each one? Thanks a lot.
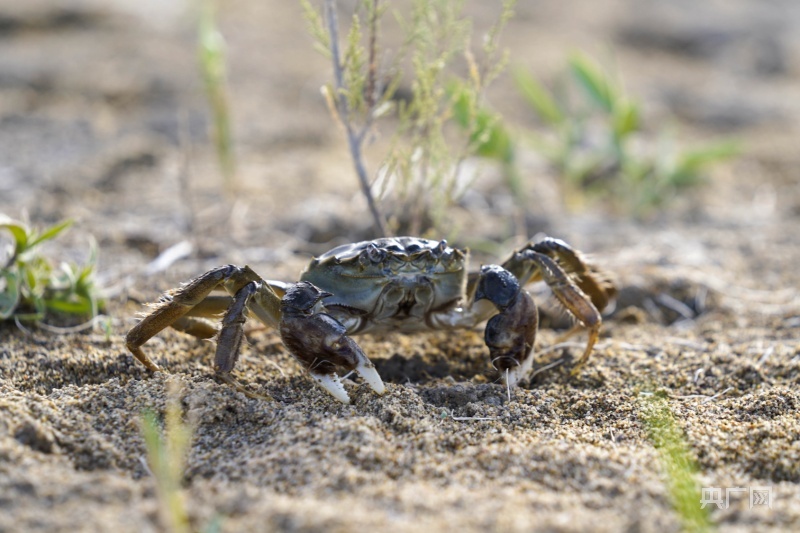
[126,236,616,404]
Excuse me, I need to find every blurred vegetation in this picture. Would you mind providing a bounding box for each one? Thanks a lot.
[141,383,208,533]
[199,0,237,194]
[141,383,224,532]
[450,80,517,196]
[303,0,516,236]
[514,53,738,217]
[640,392,713,533]
[303,2,737,234]
[0,215,101,326]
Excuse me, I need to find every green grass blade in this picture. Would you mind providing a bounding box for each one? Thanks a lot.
[28,219,73,249]
[513,67,564,125]
[449,80,514,164]
[199,0,236,191]
[473,111,513,164]
[612,99,640,140]
[141,409,166,480]
[640,394,714,533]
[141,386,193,533]
[569,53,614,113]
[450,80,474,129]
[675,141,739,177]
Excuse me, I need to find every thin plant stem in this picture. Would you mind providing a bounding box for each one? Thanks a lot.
[199,0,237,196]
[324,0,389,237]
[365,0,378,110]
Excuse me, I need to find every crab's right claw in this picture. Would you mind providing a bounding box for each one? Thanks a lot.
[475,265,539,389]
[307,338,385,404]
[353,351,386,396]
[280,282,386,404]
[310,372,350,404]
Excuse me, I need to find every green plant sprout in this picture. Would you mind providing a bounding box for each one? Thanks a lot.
[640,393,714,533]
[514,53,738,217]
[0,215,101,326]
[303,0,516,236]
[141,385,194,533]
[450,79,520,205]
[199,0,237,194]
[385,0,516,235]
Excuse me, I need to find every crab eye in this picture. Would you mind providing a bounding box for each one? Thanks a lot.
[366,244,385,263]
[358,244,386,269]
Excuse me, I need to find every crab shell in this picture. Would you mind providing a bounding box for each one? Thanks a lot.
[299,237,469,335]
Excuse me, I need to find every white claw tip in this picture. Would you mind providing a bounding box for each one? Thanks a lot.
[503,354,535,390]
[505,367,522,389]
[355,361,386,395]
[312,372,351,404]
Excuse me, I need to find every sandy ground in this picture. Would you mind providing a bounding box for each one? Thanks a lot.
[1,0,800,531]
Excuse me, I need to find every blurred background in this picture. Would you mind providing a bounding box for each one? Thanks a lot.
[1,0,798,289]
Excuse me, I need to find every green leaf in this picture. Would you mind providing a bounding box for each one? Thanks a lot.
[0,271,20,319]
[0,217,30,259]
[513,67,564,126]
[449,81,474,129]
[472,110,514,164]
[569,54,614,113]
[664,140,739,190]
[28,219,73,249]
[45,295,94,316]
[448,81,514,165]
[612,99,640,140]
[24,255,51,296]
[141,409,166,476]
[77,261,96,286]
[675,140,739,177]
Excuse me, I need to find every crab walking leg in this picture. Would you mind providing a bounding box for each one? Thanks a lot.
[169,316,219,339]
[213,280,256,373]
[504,237,617,313]
[516,250,602,375]
[473,265,539,388]
[279,282,385,404]
[202,280,275,400]
[126,265,262,372]
[163,294,236,338]
[143,293,235,340]
[532,237,617,311]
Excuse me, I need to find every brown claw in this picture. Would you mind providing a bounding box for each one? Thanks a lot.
[279,282,385,403]
[475,265,539,387]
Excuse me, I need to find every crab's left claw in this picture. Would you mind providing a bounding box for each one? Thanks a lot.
[279,282,386,404]
[475,265,539,389]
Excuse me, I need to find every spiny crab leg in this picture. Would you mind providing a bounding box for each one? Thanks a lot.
[279,281,385,404]
[472,244,605,388]
[516,250,601,375]
[497,240,608,378]
[126,264,263,373]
